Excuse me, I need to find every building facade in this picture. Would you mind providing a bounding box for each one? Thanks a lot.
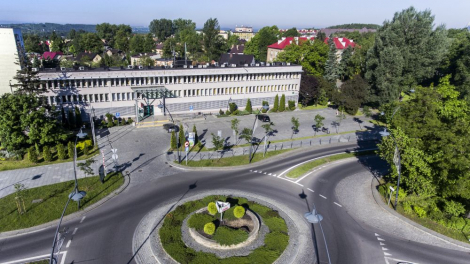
[267,37,314,62]
[37,64,302,119]
[0,28,25,95]
[233,26,255,41]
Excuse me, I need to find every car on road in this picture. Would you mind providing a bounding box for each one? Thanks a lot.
[163,123,179,133]
[257,114,270,122]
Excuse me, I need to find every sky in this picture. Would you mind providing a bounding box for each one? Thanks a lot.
[0,0,469,29]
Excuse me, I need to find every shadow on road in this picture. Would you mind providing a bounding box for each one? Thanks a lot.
[126,181,198,264]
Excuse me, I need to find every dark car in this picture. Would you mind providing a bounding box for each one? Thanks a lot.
[163,123,179,133]
[257,114,270,122]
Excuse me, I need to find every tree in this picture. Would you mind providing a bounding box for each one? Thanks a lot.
[272,94,279,112]
[96,23,117,46]
[226,32,240,48]
[239,128,253,144]
[275,39,329,76]
[324,37,340,82]
[75,106,82,128]
[149,19,174,41]
[24,34,44,53]
[77,158,96,178]
[57,143,66,160]
[291,117,299,138]
[366,7,448,105]
[314,114,325,133]
[211,133,224,151]
[299,73,320,106]
[143,33,155,52]
[170,131,177,149]
[245,99,252,113]
[179,124,185,148]
[43,146,52,162]
[282,28,300,37]
[203,18,227,61]
[12,58,43,94]
[261,122,275,137]
[67,141,74,159]
[229,102,237,113]
[279,94,286,112]
[338,46,354,80]
[130,34,145,54]
[231,118,240,145]
[335,75,369,115]
[192,124,198,145]
[115,29,130,52]
[79,33,103,53]
[245,26,279,62]
[27,146,37,163]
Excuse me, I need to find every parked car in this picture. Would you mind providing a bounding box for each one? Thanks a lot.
[163,123,179,133]
[257,114,270,122]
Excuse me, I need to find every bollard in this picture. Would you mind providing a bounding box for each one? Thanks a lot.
[275,145,277,151]
[291,142,293,148]
[320,139,322,145]
[329,138,331,144]
[281,143,283,150]
[338,138,340,142]
[310,140,312,146]
[348,136,351,142]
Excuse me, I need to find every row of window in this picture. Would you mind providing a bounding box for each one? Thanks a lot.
[43,72,300,89]
[48,84,298,104]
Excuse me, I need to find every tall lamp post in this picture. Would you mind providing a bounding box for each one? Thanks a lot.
[50,127,87,264]
[304,204,331,264]
[248,105,269,163]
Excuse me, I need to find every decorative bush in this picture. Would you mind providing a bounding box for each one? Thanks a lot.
[67,141,74,159]
[288,100,295,110]
[403,201,413,214]
[233,206,245,219]
[219,109,224,115]
[245,99,252,113]
[225,110,231,115]
[212,226,248,245]
[207,202,217,215]
[76,140,92,152]
[229,102,238,113]
[56,143,66,160]
[231,109,239,116]
[43,146,52,162]
[444,200,466,217]
[204,222,216,235]
[113,120,119,126]
[27,147,37,163]
[279,94,286,112]
[188,213,214,230]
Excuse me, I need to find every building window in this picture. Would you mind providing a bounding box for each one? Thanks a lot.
[100,94,104,102]
[105,94,109,101]
[117,93,121,101]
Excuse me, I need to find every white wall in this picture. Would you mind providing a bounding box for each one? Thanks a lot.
[0,28,23,95]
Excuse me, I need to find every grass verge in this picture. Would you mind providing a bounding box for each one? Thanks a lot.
[0,172,124,232]
[299,104,328,110]
[0,147,99,172]
[286,150,376,178]
[179,149,293,167]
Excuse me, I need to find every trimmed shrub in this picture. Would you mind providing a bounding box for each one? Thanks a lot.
[56,143,66,160]
[35,143,40,156]
[170,131,177,149]
[107,120,114,128]
[67,142,74,160]
[76,140,92,152]
[279,94,286,112]
[212,226,248,245]
[234,206,245,219]
[261,101,269,113]
[231,109,239,115]
[208,202,217,215]
[288,100,295,110]
[43,146,52,162]
[272,94,279,112]
[245,99,252,113]
[28,146,37,163]
[204,222,216,235]
[188,213,214,230]
[229,102,237,113]
[113,119,119,126]
[225,110,231,115]
[219,109,224,115]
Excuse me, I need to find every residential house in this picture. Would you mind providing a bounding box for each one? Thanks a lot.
[266,37,314,62]
[233,26,255,41]
[323,37,356,61]
[41,51,63,60]
[130,53,161,66]
[76,52,102,65]
[320,28,376,37]
[229,44,245,55]
[219,53,255,66]
[155,43,164,56]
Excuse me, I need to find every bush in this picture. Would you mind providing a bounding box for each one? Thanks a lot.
[76,140,92,152]
[288,100,295,110]
[272,94,279,112]
[188,213,214,230]
[208,202,217,215]
[234,206,245,219]
[279,94,286,112]
[127,117,133,125]
[212,226,248,245]
[27,147,37,163]
[83,142,89,156]
[229,102,238,113]
[67,142,74,160]
[245,99,252,113]
[204,222,216,235]
[444,200,466,217]
[219,109,224,115]
[43,146,52,162]
[261,101,269,113]
[170,131,177,149]
[403,201,413,214]
[56,144,66,160]
[225,110,231,115]
[363,105,372,117]
[231,110,239,115]
[107,120,114,128]
[413,206,427,218]
[113,119,119,126]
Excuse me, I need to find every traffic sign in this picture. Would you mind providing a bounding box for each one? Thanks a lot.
[189,105,193,111]
[184,141,189,147]
[115,112,120,118]
[216,201,230,213]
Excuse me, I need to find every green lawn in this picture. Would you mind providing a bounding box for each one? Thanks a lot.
[0,172,123,232]
[369,119,387,127]
[179,149,293,167]
[299,104,328,110]
[286,151,375,178]
[0,147,99,172]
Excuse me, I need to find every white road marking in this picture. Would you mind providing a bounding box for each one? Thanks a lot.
[273,174,277,176]
[60,251,67,264]
[334,202,342,207]
[375,233,380,236]
[276,177,304,187]
[80,216,86,223]
[380,242,385,246]
[259,171,263,173]
[72,227,78,235]
[263,172,266,174]
[268,173,272,176]
[66,240,71,248]
[253,170,257,173]
[295,171,315,183]
[386,257,420,264]
[307,188,314,193]
[377,237,385,241]
[382,247,388,251]
[319,194,327,199]
[383,252,392,256]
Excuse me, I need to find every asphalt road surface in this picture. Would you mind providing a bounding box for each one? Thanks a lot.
[0,141,468,264]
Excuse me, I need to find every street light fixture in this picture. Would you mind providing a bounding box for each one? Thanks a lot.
[304,205,331,264]
[248,105,269,163]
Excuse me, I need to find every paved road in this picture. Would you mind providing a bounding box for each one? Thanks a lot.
[1,141,469,264]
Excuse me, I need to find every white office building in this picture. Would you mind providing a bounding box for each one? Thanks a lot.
[37,63,302,119]
[0,28,25,95]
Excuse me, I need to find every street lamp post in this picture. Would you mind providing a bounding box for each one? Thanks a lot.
[248,105,269,163]
[157,101,179,163]
[304,204,331,264]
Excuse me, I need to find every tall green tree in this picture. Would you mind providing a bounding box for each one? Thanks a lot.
[245,99,252,113]
[231,118,240,145]
[129,34,144,54]
[75,106,83,128]
[282,28,300,37]
[245,26,279,62]
[115,29,131,53]
[314,114,325,133]
[366,7,448,104]
[80,33,103,53]
[179,124,185,148]
[203,18,227,61]
[324,37,340,82]
[272,94,279,112]
[143,33,155,52]
[335,75,369,115]
[192,124,198,145]
[149,19,174,41]
[279,94,286,112]
[275,39,329,76]
[170,131,177,149]
[12,58,43,94]
[338,46,354,80]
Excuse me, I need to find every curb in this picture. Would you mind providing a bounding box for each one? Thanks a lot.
[167,141,374,171]
[370,177,470,252]
[0,173,130,239]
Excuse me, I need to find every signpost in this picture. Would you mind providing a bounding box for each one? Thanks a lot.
[215,201,231,222]
[100,150,107,183]
[388,186,395,206]
[185,141,189,165]
[188,132,195,147]
[111,149,118,171]
[115,113,120,126]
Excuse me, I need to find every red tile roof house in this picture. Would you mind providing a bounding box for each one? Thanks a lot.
[41,51,63,60]
[266,37,314,62]
[324,37,356,62]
